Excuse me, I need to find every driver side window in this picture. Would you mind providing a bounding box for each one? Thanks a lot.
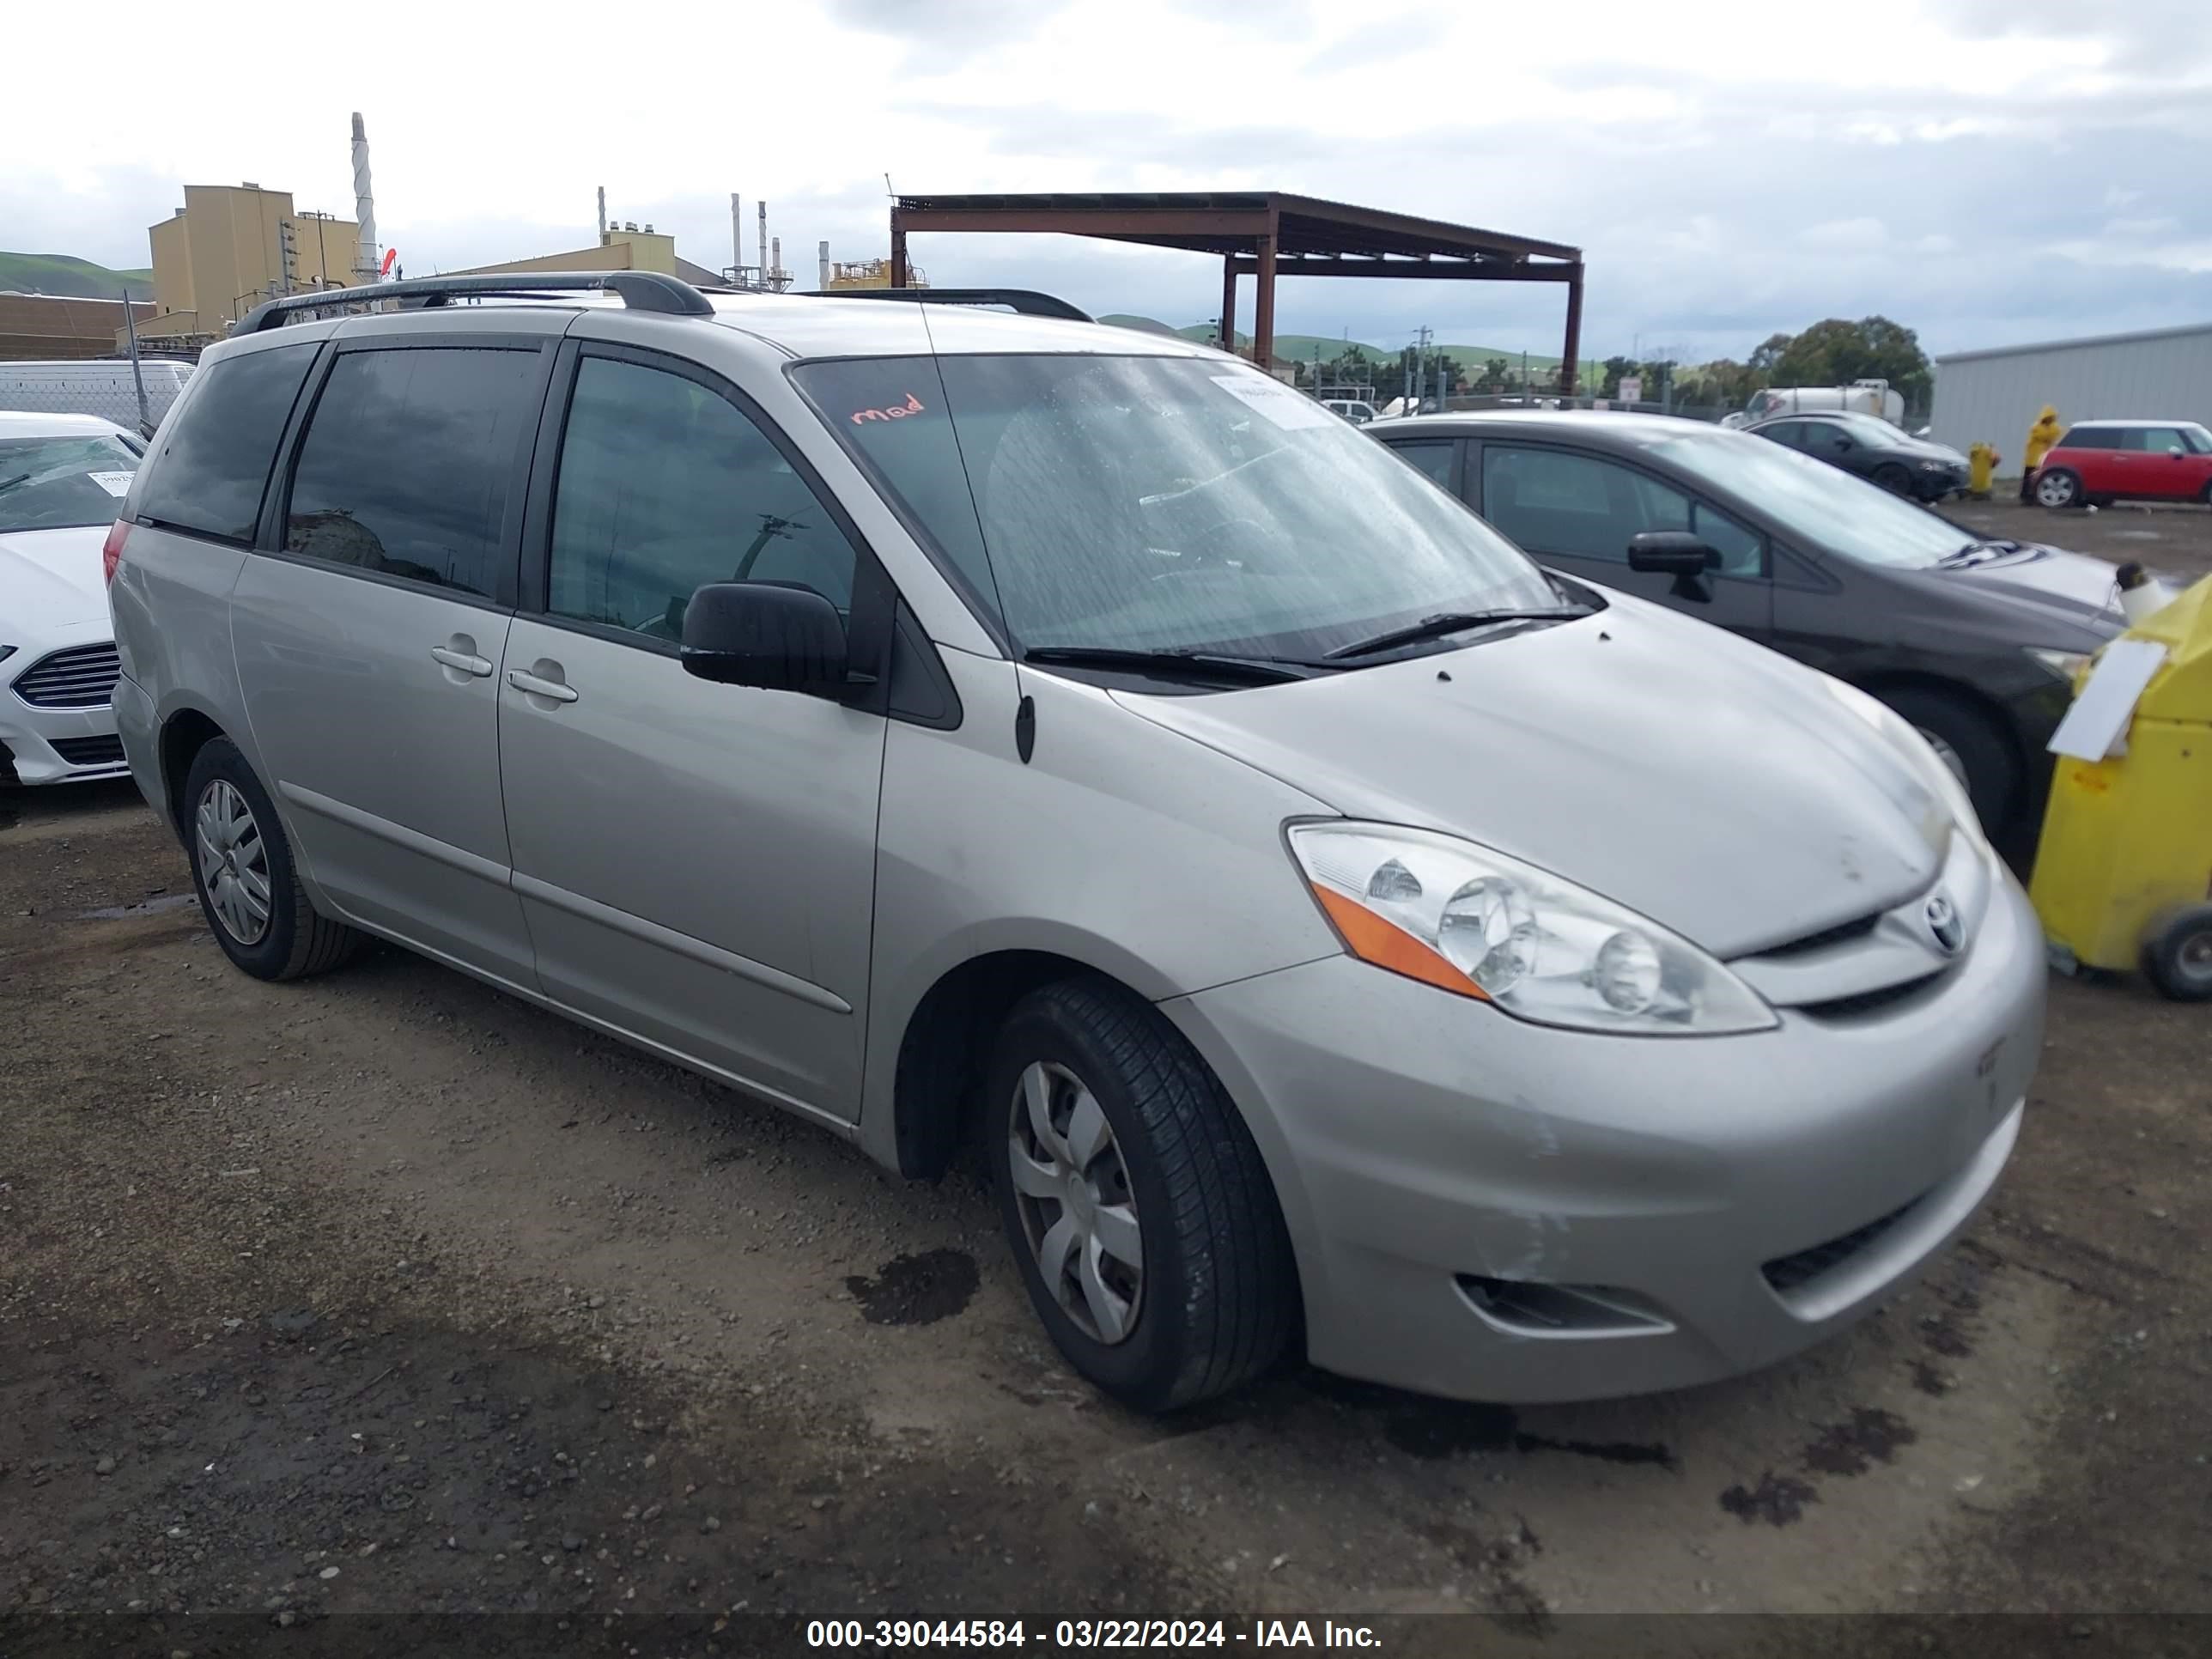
[548,355,857,640]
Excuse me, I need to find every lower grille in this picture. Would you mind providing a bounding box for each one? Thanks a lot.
[49,734,126,768]
[1753,911,1882,958]
[1762,1198,1921,1296]
[13,643,122,709]
[1798,973,1942,1021]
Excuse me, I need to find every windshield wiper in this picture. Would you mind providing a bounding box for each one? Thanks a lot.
[1936,539,2029,568]
[0,471,33,499]
[1324,605,1590,661]
[1021,645,1316,684]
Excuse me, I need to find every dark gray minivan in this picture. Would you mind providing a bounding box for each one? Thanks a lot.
[1373,411,2125,842]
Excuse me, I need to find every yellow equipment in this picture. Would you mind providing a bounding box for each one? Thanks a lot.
[2029,574,2212,1000]
[1966,441,1999,498]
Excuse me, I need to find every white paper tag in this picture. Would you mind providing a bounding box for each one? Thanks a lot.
[1211,374,1333,431]
[2047,637,2167,761]
[87,471,134,497]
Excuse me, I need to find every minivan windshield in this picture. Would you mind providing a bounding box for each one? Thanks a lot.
[1644,426,1971,568]
[794,354,1560,660]
[0,433,141,532]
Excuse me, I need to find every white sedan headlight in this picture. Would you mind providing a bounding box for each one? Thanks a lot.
[1288,822,1778,1036]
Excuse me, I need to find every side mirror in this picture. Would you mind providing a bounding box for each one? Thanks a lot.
[1627,532,1722,602]
[680,581,851,697]
[1627,532,1722,574]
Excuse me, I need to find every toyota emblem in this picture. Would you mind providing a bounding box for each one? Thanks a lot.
[1925,891,1965,955]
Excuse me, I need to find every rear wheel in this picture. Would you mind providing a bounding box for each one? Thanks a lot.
[2034,468,2082,508]
[184,738,363,981]
[1877,687,2020,840]
[2142,906,2212,1002]
[988,976,1297,1412]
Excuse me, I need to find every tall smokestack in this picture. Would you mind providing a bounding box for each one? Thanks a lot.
[757,203,767,285]
[771,236,781,292]
[598,185,607,244]
[818,240,830,289]
[349,112,380,283]
[731,193,742,279]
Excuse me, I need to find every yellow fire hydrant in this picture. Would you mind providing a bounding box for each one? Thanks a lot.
[2029,574,2212,999]
[1966,441,1999,499]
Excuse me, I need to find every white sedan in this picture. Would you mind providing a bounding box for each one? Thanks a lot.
[1,410,141,786]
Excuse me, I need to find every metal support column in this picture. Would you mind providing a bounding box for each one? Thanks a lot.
[1559,263,1585,395]
[1252,234,1277,373]
[890,208,908,289]
[1219,255,1237,354]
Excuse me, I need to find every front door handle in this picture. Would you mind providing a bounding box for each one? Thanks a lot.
[507,666,580,704]
[430,644,494,678]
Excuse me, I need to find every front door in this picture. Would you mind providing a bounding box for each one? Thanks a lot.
[230,337,553,988]
[2127,426,2212,501]
[496,345,888,1119]
[1468,441,1775,641]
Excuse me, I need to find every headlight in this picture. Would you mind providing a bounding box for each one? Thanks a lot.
[2025,647,2088,684]
[1288,822,1778,1036]
[1917,459,1951,471]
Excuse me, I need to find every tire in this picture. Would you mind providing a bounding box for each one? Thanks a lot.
[988,975,1297,1412]
[183,737,363,981]
[2034,468,2081,509]
[2142,905,2212,1002]
[1876,686,2020,841]
[1872,462,1913,496]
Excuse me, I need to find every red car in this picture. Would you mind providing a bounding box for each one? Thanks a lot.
[2032,419,2212,508]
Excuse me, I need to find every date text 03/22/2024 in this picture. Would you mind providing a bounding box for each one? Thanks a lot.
[805,1620,1382,1649]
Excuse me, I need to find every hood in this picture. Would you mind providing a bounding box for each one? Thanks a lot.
[1931,544,2125,636]
[1869,430,1965,465]
[0,526,111,631]
[1113,595,1952,958]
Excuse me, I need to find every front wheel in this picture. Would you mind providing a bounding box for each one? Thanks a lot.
[184,738,364,981]
[988,976,1297,1412]
[1873,462,1913,496]
[2034,468,2082,508]
[2142,905,2212,1001]
[1878,687,2020,841]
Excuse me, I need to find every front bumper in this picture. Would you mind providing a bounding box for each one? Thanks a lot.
[1164,866,2044,1403]
[1,617,124,786]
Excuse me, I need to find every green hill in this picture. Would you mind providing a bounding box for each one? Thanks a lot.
[0,252,155,300]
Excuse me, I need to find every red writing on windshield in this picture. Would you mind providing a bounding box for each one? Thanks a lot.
[851,392,927,424]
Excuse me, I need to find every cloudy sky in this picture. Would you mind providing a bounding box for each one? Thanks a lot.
[7,0,2208,362]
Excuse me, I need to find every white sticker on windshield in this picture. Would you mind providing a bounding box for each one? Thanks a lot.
[87,471,134,497]
[1211,374,1334,431]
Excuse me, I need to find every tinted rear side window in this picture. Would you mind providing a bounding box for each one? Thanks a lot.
[135,342,316,543]
[284,347,540,598]
[2059,427,2117,450]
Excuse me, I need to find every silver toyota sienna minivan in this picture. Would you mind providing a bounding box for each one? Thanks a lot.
[106,273,2043,1412]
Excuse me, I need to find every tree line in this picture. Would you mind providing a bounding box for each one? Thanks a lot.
[1297,316,1933,412]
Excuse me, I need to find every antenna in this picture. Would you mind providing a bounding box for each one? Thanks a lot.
[884,173,896,197]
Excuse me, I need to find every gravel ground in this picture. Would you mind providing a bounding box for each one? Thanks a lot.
[3,521,2209,1652]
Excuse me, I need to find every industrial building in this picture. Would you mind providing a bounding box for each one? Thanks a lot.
[458,224,728,289]
[0,294,155,361]
[127,183,362,350]
[1929,322,2212,458]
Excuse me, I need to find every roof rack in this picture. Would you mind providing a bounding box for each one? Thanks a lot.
[799,287,1092,323]
[238,270,716,334]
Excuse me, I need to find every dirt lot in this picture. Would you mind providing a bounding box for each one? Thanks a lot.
[3,505,2209,1654]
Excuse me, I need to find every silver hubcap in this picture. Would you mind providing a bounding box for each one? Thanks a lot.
[2181,933,2212,980]
[195,779,272,945]
[2037,475,2073,507]
[1916,726,1971,790]
[1008,1060,1145,1345]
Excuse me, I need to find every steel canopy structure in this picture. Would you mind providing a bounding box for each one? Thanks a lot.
[887,191,1585,388]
